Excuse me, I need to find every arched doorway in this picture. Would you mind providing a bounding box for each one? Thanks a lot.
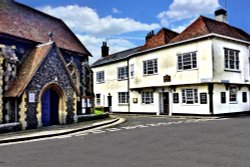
[41,88,59,126]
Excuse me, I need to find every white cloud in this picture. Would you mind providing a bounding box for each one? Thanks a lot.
[172,25,187,33]
[38,5,160,36]
[37,5,159,62]
[158,0,220,21]
[76,34,136,64]
[171,18,197,33]
[158,0,220,29]
[112,7,122,14]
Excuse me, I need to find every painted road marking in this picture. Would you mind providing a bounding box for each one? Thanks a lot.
[73,118,228,138]
[0,118,230,146]
[146,123,161,127]
[121,126,138,130]
[90,130,106,134]
[106,128,122,132]
[74,132,89,137]
[55,134,73,139]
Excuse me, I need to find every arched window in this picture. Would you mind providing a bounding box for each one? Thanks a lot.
[67,63,80,89]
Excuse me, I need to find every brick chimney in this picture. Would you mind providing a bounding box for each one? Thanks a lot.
[101,42,109,58]
[215,8,227,23]
[145,30,155,42]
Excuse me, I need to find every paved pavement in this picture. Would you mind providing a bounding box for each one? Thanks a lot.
[1,115,247,167]
[0,115,124,144]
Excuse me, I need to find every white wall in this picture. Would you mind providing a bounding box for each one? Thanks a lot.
[92,37,250,115]
[93,61,129,112]
[212,38,250,83]
[130,89,160,114]
[129,39,213,89]
[172,85,210,115]
[213,84,250,114]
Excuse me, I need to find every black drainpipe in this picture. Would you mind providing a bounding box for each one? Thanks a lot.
[208,83,214,115]
[127,59,130,113]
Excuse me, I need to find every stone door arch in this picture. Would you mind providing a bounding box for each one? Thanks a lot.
[37,83,66,127]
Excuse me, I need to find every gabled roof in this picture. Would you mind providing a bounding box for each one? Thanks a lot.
[4,42,80,97]
[4,43,53,97]
[91,47,142,67]
[92,28,178,67]
[170,16,250,43]
[0,0,91,56]
[92,16,250,68]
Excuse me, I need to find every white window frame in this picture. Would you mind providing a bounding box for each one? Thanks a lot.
[142,91,154,104]
[96,71,105,83]
[143,59,158,75]
[96,94,101,106]
[118,66,128,80]
[177,52,197,71]
[118,92,129,104]
[182,89,198,104]
[224,48,240,71]
[229,86,237,103]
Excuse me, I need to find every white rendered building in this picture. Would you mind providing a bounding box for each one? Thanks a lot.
[92,9,250,115]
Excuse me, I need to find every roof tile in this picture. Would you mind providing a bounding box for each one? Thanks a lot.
[4,43,53,97]
[0,1,90,55]
[170,16,250,43]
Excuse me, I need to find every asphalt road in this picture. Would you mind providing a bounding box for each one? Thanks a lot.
[1,115,250,167]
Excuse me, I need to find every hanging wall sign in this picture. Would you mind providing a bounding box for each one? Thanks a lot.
[163,75,171,82]
[28,93,36,103]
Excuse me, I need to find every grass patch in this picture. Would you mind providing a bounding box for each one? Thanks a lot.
[94,109,104,115]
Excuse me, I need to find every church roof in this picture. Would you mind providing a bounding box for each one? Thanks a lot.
[4,42,80,97]
[0,0,91,56]
[4,43,53,97]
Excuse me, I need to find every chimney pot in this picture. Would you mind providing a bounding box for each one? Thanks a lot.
[215,8,228,23]
[145,30,155,42]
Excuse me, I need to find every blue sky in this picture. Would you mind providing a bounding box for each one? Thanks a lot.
[16,0,250,63]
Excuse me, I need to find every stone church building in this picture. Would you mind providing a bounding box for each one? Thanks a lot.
[0,0,93,129]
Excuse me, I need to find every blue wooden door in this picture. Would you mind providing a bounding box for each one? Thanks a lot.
[42,89,51,126]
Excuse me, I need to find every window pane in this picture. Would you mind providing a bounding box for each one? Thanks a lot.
[177,55,183,70]
[229,87,237,102]
[96,71,104,83]
[96,94,101,105]
[118,92,129,104]
[142,91,153,104]
[178,52,197,71]
[224,49,240,70]
[143,59,157,75]
[182,89,198,104]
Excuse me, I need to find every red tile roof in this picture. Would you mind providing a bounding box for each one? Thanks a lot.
[170,16,250,43]
[140,28,178,51]
[0,1,91,56]
[4,43,53,97]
